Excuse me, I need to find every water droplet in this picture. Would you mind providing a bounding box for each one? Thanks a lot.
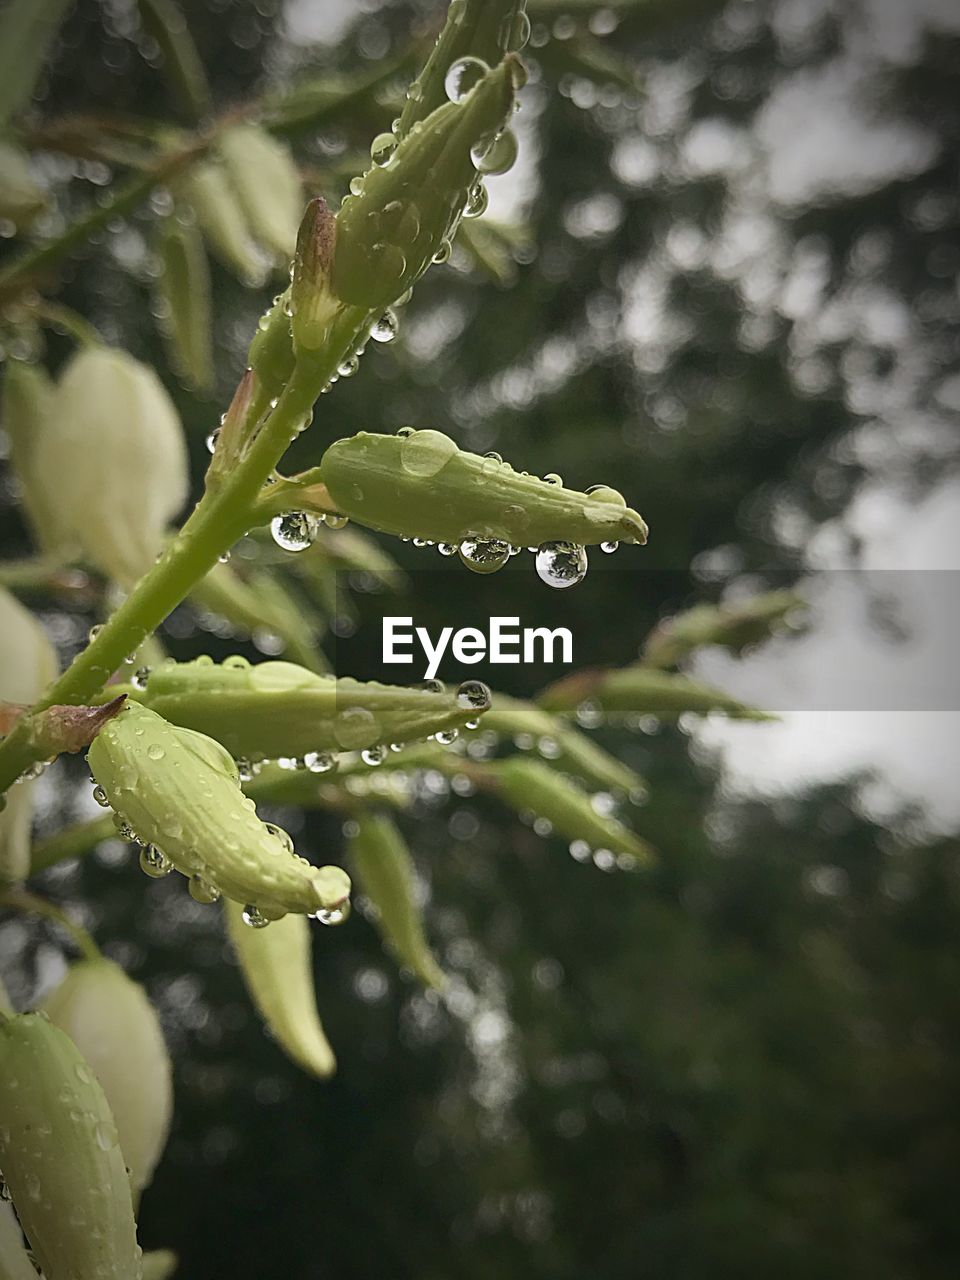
[535,541,588,588]
[464,179,489,219]
[317,903,349,926]
[361,744,388,766]
[349,175,364,196]
[92,784,110,808]
[438,542,458,556]
[338,354,359,378]
[435,727,459,745]
[139,845,172,878]
[370,131,397,166]
[264,823,295,852]
[432,238,452,264]
[399,429,458,478]
[241,905,270,929]
[444,55,489,103]
[271,511,318,552]
[146,743,165,762]
[301,750,334,774]
[88,624,103,642]
[543,472,563,486]
[370,310,399,343]
[472,128,518,176]
[459,536,510,574]
[205,429,220,454]
[569,839,591,862]
[456,680,491,711]
[323,511,349,530]
[585,484,626,506]
[416,679,444,694]
[188,873,221,904]
[503,9,531,51]
[132,666,150,689]
[601,540,619,554]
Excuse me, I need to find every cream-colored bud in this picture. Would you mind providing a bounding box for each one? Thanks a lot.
[43,959,173,1197]
[35,347,188,586]
[0,588,58,884]
[1,360,71,556]
[219,124,303,261]
[0,140,45,227]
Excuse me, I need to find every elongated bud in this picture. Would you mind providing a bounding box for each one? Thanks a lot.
[0,140,45,227]
[247,289,297,396]
[480,691,644,796]
[0,589,58,883]
[2,360,71,555]
[643,591,806,668]
[219,124,303,261]
[125,658,491,759]
[492,757,654,866]
[155,212,214,393]
[225,900,336,1077]
[0,1011,141,1280]
[289,196,339,352]
[538,667,775,722]
[0,1200,35,1280]
[88,700,351,920]
[398,0,529,137]
[34,347,188,586]
[181,160,268,284]
[333,58,519,310]
[315,429,647,547]
[43,959,173,1197]
[348,812,444,989]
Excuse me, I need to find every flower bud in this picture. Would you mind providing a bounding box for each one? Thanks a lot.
[42,958,173,1198]
[348,813,444,989]
[2,360,72,556]
[492,757,654,866]
[317,429,647,547]
[333,59,518,311]
[538,667,774,722]
[155,212,214,393]
[0,1011,141,1280]
[289,196,340,353]
[129,658,491,759]
[642,591,806,668]
[181,160,267,284]
[0,140,45,227]
[0,588,58,884]
[225,900,336,1077]
[219,124,303,261]
[87,700,350,920]
[33,347,188,586]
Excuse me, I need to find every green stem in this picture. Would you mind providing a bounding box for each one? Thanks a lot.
[30,815,115,875]
[0,347,346,794]
[29,299,102,347]
[0,887,101,961]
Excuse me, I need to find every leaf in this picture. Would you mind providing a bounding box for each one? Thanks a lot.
[538,666,776,722]
[155,212,214,393]
[0,0,73,127]
[136,0,212,120]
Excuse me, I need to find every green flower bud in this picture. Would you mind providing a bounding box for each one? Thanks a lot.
[225,900,336,1078]
[642,591,806,668]
[0,1199,37,1280]
[42,959,173,1198]
[492,757,654,866]
[142,1249,178,1280]
[87,700,351,920]
[126,658,491,760]
[348,813,444,989]
[398,0,529,137]
[247,288,296,392]
[538,667,775,722]
[34,347,188,586]
[0,140,45,228]
[0,589,58,884]
[1,360,72,556]
[332,58,518,311]
[315,429,647,547]
[480,691,643,795]
[181,160,267,284]
[155,212,214,393]
[0,1011,141,1280]
[219,124,303,261]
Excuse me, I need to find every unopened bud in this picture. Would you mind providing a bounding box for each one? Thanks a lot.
[2,360,71,556]
[289,196,340,353]
[538,667,775,722]
[155,212,214,393]
[181,160,267,284]
[643,591,806,668]
[219,124,303,261]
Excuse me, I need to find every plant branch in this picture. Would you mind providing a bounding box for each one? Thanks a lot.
[0,887,101,960]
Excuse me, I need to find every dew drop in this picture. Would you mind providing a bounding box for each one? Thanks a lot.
[139,845,172,878]
[542,472,563,486]
[337,354,359,378]
[399,429,458,478]
[444,55,489,103]
[265,823,295,853]
[459,536,510,574]
[304,750,336,774]
[205,429,220,454]
[323,511,349,530]
[585,484,626,506]
[146,743,165,762]
[472,128,518,176]
[416,679,444,694]
[456,680,491,711]
[438,542,458,556]
[92,784,110,808]
[432,238,452,264]
[370,131,397,166]
[88,624,103,642]
[370,310,399,343]
[569,839,592,862]
[535,541,588,589]
[132,666,150,689]
[464,179,489,219]
[435,728,459,745]
[241,905,270,929]
[188,873,221,904]
[317,903,349,926]
[270,511,318,552]
[361,744,388,766]
[601,540,619,554]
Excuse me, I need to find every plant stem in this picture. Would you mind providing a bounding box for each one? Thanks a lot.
[30,815,115,875]
[0,887,101,961]
[0,347,344,794]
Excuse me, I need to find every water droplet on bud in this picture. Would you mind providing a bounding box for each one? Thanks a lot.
[370,310,399,343]
[241,905,270,929]
[459,536,510,574]
[535,541,588,588]
[271,512,318,552]
[444,55,489,103]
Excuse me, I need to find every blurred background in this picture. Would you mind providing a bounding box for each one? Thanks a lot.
[1,0,959,1276]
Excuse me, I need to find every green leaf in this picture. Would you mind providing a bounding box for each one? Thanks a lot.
[136,0,212,120]
[155,212,214,393]
[642,591,807,668]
